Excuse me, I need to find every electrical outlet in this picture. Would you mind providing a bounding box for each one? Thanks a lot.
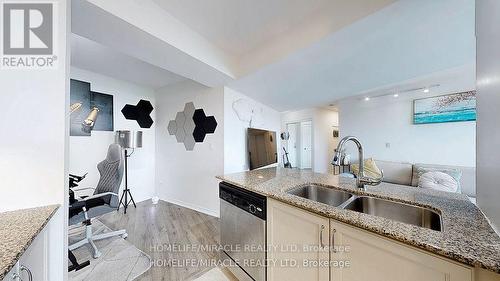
[385,142,391,148]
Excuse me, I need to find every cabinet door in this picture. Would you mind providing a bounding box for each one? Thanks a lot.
[267,199,329,281]
[330,220,473,281]
[18,228,48,281]
[2,228,48,281]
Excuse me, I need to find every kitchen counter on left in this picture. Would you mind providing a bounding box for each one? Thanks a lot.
[0,205,59,280]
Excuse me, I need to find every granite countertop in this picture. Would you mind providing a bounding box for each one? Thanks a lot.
[217,168,500,274]
[0,205,60,279]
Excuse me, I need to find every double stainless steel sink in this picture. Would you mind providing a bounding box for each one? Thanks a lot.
[287,184,442,231]
[288,184,353,207]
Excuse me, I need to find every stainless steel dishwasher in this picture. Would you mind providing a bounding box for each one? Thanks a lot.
[220,182,266,281]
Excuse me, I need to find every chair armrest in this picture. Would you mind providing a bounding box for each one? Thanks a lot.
[71,187,96,201]
[82,192,118,201]
[70,193,118,215]
[69,201,86,211]
[73,192,119,216]
[71,187,96,192]
[69,200,87,219]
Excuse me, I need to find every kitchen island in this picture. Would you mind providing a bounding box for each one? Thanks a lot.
[217,167,500,280]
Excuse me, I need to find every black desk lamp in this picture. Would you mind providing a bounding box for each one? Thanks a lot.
[115,130,143,214]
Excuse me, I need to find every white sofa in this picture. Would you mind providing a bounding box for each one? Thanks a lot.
[369,160,476,198]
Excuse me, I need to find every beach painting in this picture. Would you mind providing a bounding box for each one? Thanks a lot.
[413,91,476,124]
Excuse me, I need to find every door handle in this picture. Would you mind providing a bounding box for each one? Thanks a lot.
[331,228,337,253]
[319,225,325,248]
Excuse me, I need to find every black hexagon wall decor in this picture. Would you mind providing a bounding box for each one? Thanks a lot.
[167,103,218,151]
[121,99,154,128]
[203,116,217,134]
[193,125,206,143]
[192,108,206,125]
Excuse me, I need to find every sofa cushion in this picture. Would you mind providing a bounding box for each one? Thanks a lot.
[418,171,460,193]
[374,160,413,186]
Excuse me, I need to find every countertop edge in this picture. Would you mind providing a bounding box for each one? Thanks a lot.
[0,205,60,280]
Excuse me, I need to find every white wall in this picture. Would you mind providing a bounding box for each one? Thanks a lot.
[338,85,476,167]
[69,67,156,203]
[155,81,224,217]
[281,108,339,173]
[223,87,281,174]
[0,0,69,279]
[476,0,500,232]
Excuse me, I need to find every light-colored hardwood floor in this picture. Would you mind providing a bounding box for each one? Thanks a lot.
[99,200,220,281]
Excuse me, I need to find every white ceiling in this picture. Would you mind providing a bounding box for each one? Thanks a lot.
[72,0,475,112]
[229,0,476,111]
[71,34,185,89]
[153,0,395,57]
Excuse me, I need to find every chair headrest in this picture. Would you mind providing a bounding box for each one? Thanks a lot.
[106,144,122,163]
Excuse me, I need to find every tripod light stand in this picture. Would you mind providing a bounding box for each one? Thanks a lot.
[115,130,143,214]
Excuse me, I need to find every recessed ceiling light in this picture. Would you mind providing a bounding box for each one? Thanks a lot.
[393,94,399,97]
[364,97,370,101]
[423,88,430,93]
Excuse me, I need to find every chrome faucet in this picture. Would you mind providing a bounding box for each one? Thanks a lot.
[332,136,383,189]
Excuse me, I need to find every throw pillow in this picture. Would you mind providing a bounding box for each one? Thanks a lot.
[418,171,459,193]
[351,158,382,178]
[414,166,462,193]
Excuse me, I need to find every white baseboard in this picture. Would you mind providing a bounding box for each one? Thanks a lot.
[160,197,219,218]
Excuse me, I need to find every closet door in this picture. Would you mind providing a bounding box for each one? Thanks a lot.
[300,121,312,169]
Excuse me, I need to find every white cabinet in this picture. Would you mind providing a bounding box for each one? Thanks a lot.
[19,228,48,281]
[330,220,473,281]
[266,199,474,281]
[2,228,48,281]
[267,199,329,281]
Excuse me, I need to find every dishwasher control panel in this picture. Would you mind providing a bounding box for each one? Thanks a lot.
[219,182,267,220]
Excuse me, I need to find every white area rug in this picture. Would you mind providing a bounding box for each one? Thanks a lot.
[69,220,151,281]
[191,267,238,281]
